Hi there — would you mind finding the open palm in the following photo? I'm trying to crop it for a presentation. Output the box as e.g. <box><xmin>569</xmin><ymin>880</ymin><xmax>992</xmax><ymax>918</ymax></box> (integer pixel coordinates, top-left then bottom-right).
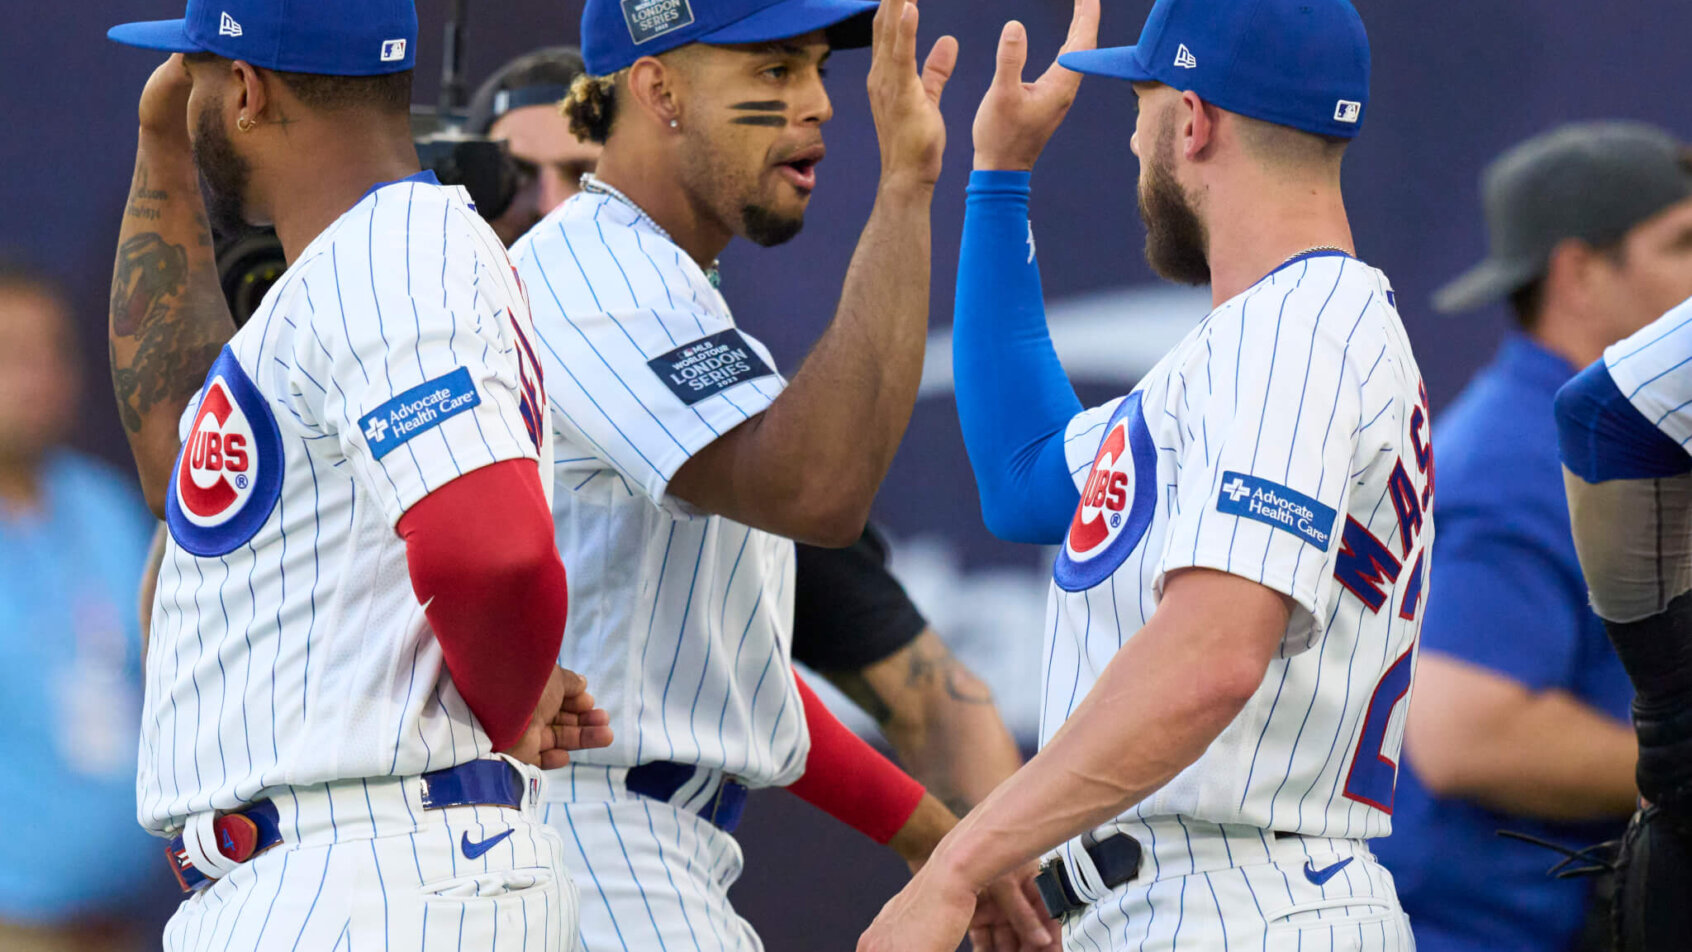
<box><xmin>972</xmin><ymin>0</ymin><xmax>1100</xmax><ymax>172</ymax></box>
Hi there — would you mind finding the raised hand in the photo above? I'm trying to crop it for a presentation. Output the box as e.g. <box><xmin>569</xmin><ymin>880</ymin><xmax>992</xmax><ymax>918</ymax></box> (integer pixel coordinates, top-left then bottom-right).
<box><xmin>866</xmin><ymin>0</ymin><xmax>959</xmax><ymax>188</ymax></box>
<box><xmin>138</xmin><ymin>54</ymin><xmax>194</xmax><ymax>149</ymax></box>
<box><xmin>972</xmin><ymin>0</ymin><xmax>1100</xmax><ymax>172</ymax></box>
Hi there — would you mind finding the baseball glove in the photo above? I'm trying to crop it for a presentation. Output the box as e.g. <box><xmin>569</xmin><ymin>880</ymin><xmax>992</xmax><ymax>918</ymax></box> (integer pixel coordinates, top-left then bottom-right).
<box><xmin>1609</xmin><ymin>805</ymin><xmax>1692</xmax><ymax>952</ymax></box>
<box><xmin>1500</xmin><ymin>803</ymin><xmax>1692</xmax><ymax>952</ymax></box>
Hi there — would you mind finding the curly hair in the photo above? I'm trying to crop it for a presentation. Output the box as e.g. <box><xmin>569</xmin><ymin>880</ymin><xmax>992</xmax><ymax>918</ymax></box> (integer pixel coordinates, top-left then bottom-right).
<box><xmin>562</xmin><ymin>71</ymin><xmax>623</xmax><ymax>145</ymax></box>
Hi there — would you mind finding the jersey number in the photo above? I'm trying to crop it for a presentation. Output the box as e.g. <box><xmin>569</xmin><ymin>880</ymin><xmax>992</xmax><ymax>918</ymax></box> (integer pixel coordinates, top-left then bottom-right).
<box><xmin>1341</xmin><ymin>644</ymin><xmax>1415</xmax><ymax>813</ymax></box>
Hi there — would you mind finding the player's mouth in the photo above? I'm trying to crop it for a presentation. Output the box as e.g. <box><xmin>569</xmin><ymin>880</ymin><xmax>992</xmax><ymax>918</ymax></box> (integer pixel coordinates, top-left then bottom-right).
<box><xmin>773</xmin><ymin>144</ymin><xmax>825</xmax><ymax>194</ymax></box>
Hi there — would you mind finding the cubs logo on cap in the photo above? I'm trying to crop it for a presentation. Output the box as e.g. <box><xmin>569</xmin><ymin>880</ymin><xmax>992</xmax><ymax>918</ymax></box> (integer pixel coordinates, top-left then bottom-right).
<box><xmin>1054</xmin><ymin>392</ymin><xmax>1159</xmax><ymax>592</ymax></box>
<box><xmin>166</xmin><ymin>348</ymin><xmax>283</xmax><ymax>557</ymax></box>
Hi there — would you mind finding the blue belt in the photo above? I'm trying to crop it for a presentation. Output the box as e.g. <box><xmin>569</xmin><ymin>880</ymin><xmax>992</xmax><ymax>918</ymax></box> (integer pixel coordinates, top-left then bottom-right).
<box><xmin>166</xmin><ymin>759</ymin><xmax>528</xmax><ymax>892</ymax></box>
<box><xmin>624</xmin><ymin>761</ymin><xmax>749</xmax><ymax>833</ymax></box>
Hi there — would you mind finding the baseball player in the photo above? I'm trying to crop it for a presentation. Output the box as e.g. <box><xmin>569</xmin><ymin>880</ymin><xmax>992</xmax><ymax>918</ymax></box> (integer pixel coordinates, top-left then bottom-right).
<box><xmin>1554</xmin><ymin>299</ymin><xmax>1692</xmax><ymax>949</ymax></box>
<box><xmin>510</xmin><ymin>0</ymin><xmax>1054</xmax><ymax>947</ymax></box>
<box><xmin>456</xmin><ymin>38</ymin><xmax>1027</xmax><ymax>821</ymax></box>
<box><xmin>861</xmin><ymin>0</ymin><xmax>1430</xmax><ymax>949</ymax></box>
<box><xmin>105</xmin><ymin>1</ymin><xmax>611</xmax><ymax>948</ymax></box>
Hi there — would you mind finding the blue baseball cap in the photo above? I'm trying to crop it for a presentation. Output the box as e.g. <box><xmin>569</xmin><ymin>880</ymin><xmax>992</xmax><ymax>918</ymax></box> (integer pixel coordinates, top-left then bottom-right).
<box><xmin>581</xmin><ymin>0</ymin><xmax>878</xmax><ymax>76</ymax></box>
<box><xmin>1059</xmin><ymin>0</ymin><xmax>1370</xmax><ymax>139</ymax></box>
<box><xmin>108</xmin><ymin>0</ymin><xmax>419</xmax><ymax>76</ymax></box>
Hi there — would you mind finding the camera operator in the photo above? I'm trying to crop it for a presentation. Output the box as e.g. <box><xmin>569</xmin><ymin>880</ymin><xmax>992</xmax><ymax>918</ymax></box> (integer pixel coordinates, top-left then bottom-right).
<box><xmin>465</xmin><ymin>47</ymin><xmax>601</xmax><ymax>246</ymax></box>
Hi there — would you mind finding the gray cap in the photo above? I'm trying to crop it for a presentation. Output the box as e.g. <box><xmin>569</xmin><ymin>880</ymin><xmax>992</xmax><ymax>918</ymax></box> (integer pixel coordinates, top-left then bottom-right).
<box><xmin>1435</xmin><ymin>121</ymin><xmax>1692</xmax><ymax>314</ymax></box>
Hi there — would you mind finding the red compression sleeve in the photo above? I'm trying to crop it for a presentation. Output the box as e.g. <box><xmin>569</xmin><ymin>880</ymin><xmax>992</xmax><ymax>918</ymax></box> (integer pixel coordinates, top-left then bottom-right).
<box><xmin>785</xmin><ymin>669</ymin><xmax>926</xmax><ymax>844</ymax></box>
<box><xmin>397</xmin><ymin>459</ymin><xmax>567</xmax><ymax>751</ymax></box>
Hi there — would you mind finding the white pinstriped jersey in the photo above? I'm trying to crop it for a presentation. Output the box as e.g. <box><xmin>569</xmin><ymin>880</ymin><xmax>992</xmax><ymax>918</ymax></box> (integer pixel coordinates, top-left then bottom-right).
<box><xmin>140</xmin><ymin>173</ymin><xmax>552</xmax><ymax>834</ymax></box>
<box><xmin>511</xmin><ymin>191</ymin><xmax>809</xmax><ymax>789</ymax></box>
<box><xmin>1603</xmin><ymin>295</ymin><xmax>1692</xmax><ymax>446</ymax></box>
<box><xmin>1045</xmin><ymin>253</ymin><xmax>1432</xmax><ymax>839</ymax></box>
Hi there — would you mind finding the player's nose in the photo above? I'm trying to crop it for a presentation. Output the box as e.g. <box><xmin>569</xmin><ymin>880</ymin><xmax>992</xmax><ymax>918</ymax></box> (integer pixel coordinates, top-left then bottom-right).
<box><xmin>796</xmin><ymin>76</ymin><xmax>833</xmax><ymax>127</ymax></box>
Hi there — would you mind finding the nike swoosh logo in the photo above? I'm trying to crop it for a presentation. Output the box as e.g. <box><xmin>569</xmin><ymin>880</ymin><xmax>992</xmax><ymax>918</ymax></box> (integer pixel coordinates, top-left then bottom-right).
<box><xmin>1302</xmin><ymin>857</ymin><xmax>1353</xmax><ymax>886</ymax></box>
<box><xmin>461</xmin><ymin>829</ymin><xmax>515</xmax><ymax>860</ymax></box>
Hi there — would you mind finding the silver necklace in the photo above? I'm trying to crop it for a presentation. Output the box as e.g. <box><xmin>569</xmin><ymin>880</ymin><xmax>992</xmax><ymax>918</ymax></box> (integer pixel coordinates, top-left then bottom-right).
<box><xmin>580</xmin><ymin>174</ymin><xmax>722</xmax><ymax>288</ymax></box>
<box><xmin>1282</xmin><ymin>245</ymin><xmax>1350</xmax><ymax>266</ymax></box>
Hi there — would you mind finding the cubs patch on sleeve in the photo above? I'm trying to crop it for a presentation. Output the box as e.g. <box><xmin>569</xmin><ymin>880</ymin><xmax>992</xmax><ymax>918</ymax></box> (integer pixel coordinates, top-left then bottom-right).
<box><xmin>358</xmin><ymin>367</ymin><xmax>482</xmax><ymax>460</ymax></box>
<box><xmin>1216</xmin><ymin>471</ymin><xmax>1338</xmax><ymax>550</ymax></box>
<box><xmin>646</xmin><ymin>329</ymin><xmax>775</xmax><ymax>406</ymax></box>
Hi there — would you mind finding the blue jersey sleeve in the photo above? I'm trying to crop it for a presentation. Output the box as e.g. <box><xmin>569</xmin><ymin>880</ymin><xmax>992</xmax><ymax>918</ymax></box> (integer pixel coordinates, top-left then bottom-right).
<box><xmin>1555</xmin><ymin>357</ymin><xmax>1690</xmax><ymax>482</ymax></box>
<box><xmin>953</xmin><ymin>170</ymin><xmax>1084</xmax><ymax>544</ymax></box>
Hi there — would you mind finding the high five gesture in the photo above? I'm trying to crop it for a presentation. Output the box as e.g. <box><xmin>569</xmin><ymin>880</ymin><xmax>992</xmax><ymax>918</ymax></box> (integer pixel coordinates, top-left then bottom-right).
<box><xmin>867</xmin><ymin>0</ymin><xmax>959</xmax><ymax>187</ymax></box>
<box><xmin>973</xmin><ymin>0</ymin><xmax>1100</xmax><ymax>172</ymax></box>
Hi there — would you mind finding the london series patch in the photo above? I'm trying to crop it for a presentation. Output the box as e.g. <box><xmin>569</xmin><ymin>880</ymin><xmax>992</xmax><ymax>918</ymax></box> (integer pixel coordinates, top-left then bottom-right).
<box><xmin>647</xmin><ymin>330</ymin><xmax>774</xmax><ymax>406</ymax></box>
<box><xmin>621</xmin><ymin>0</ymin><xmax>694</xmax><ymax>45</ymax></box>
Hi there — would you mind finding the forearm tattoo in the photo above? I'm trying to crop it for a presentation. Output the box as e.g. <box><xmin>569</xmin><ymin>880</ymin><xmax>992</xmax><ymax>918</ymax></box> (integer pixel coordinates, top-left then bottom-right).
<box><xmin>830</xmin><ymin>669</ymin><xmax>896</xmax><ymax>725</ymax></box>
<box><xmin>826</xmin><ymin>634</ymin><xmax>995</xmax><ymax>728</ymax></box>
<box><xmin>110</xmin><ymin>161</ymin><xmax>229</xmax><ymax>435</ymax></box>
<box><xmin>903</xmin><ymin>635</ymin><xmax>995</xmax><ymax>707</ymax></box>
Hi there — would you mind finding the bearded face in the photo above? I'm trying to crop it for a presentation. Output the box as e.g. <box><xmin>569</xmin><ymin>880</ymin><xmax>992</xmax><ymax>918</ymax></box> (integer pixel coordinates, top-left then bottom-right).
<box><xmin>192</xmin><ymin>90</ymin><xmax>254</xmax><ymax>236</ymax></box>
<box><xmin>1138</xmin><ymin>112</ymin><xmax>1210</xmax><ymax>287</ymax></box>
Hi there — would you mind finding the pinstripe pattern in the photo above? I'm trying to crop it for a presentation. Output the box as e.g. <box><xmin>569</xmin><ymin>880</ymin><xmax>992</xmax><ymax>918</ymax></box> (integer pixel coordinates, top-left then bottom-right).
<box><xmin>546</xmin><ymin>769</ymin><xmax>761</xmax><ymax>952</ymax></box>
<box><xmin>1067</xmin><ymin>822</ymin><xmax>1412</xmax><ymax>951</ymax></box>
<box><xmin>1041</xmin><ymin>254</ymin><xmax>1431</xmax><ymax>846</ymax></box>
<box><xmin>141</xmin><ymin>176</ymin><xmax>550</xmax><ymax>834</ymax></box>
<box><xmin>160</xmin><ymin>767</ymin><xmax>575</xmax><ymax>951</ymax></box>
<box><xmin>510</xmin><ymin>193</ymin><xmax>808</xmax><ymax>789</ymax></box>
<box><xmin>511</xmin><ymin>191</ymin><xmax>808</xmax><ymax>950</ymax></box>
<box><xmin>1603</xmin><ymin>296</ymin><xmax>1692</xmax><ymax>447</ymax></box>
<box><xmin>141</xmin><ymin>174</ymin><xmax>569</xmax><ymax>946</ymax></box>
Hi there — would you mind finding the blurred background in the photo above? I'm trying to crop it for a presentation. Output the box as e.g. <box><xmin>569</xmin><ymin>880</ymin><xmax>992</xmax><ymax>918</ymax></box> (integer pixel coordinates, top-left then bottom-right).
<box><xmin>4</xmin><ymin>0</ymin><xmax>1691</xmax><ymax>948</ymax></box>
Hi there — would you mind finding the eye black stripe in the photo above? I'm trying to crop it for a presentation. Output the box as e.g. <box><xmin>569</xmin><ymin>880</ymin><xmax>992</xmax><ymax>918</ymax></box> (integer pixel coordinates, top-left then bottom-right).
<box><xmin>729</xmin><ymin>100</ymin><xmax>787</xmax><ymax>111</ymax></box>
<box><xmin>729</xmin><ymin>116</ymin><xmax>788</xmax><ymax>127</ymax></box>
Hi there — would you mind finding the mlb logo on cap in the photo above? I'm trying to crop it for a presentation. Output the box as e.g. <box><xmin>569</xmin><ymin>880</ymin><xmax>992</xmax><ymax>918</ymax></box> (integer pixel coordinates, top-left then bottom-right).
<box><xmin>108</xmin><ymin>0</ymin><xmax>419</xmax><ymax>77</ymax></box>
<box><xmin>1059</xmin><ymin>0</ymin><xmax>1372</xmax><ymax>140</ymax></box>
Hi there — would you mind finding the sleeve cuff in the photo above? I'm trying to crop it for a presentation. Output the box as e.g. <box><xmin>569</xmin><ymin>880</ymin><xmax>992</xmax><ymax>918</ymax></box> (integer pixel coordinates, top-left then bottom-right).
<box><xmin>967</xmin><ymin>169</ymin><xmax>1033</xmax><ymax>197</ymax></box>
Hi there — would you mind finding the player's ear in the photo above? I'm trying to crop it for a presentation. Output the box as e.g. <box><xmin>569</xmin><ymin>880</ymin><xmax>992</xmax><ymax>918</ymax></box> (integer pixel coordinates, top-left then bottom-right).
<box><xmin>625</xmin><ymin>55</ymin><xmax>683</xmax><ymax>132</ymax></box>
<box><xmin>1181</xmin><ymin>90</ymin><xmax>1216</xmax><ymax>161</ymax></box>
<box><xmin>230</xmin><ymin>59</ymin><xmax>269</xmax><ymax>129</ymax></box>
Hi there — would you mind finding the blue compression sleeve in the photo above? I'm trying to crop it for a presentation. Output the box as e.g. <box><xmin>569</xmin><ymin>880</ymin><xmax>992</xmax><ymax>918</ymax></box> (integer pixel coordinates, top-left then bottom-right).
<box><xmin>953</xmin><ymin>170</ymin><xmax>1084</xmax><ymax>544</ymax></box>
